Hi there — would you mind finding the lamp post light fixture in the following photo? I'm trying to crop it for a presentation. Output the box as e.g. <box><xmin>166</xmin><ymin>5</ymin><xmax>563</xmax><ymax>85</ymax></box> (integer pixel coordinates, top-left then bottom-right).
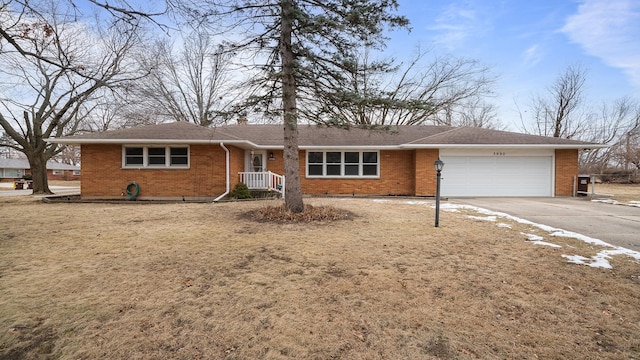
<box><xmin>434</xmin><ymin>158</ymin><xmax>444</xmax><ymax>227</ymax></box>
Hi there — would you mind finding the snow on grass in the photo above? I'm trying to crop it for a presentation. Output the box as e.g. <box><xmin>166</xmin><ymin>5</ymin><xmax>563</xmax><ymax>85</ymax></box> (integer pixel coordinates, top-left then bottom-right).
<box><xmin>467</xmin><ymin>215</ymin><xmax>497</xmax><ymax>221</ymax></box>
<box><xmin>370</xmin><ymin>199</ymin><xmax>640</xmax><ymax>269</ymax></box>
<box><xmin>438</xmin><ymin>202</ymin><xmax>640</xmax><ymax>269</ymax></box>
<box><xmin>497</xmin><ymin>223</ymin><xmax>512</xmax><ymax>228</ymax></box>
<box><xmin>592</xmin><ymin>199</ymin><xmax>622</xmax><ymax>205</ymax></box>
<box><xmin>592</xmin><ymin>198</ymin><xmax>640</xmax><ymax>208</ymax></box>
<box><xmin>522</xmin><ymin>232</ymin><xmax>562</xmax><ymax>248</ymax></box>
<box><xmin>562</xmin><ymin>249</ymin><xmax>640</xmax><ymax>269</ymax></box>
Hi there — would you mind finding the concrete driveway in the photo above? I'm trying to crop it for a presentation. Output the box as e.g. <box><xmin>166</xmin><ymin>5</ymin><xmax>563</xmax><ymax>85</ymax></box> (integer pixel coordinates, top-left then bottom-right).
<box><xmin>0</xmin><ymin>183</ymin><xmax>80</xmax><ymax>197</ymax></box>
<box><xmin>451</xmin><ymin>197</ymin><xmax>640</xmax><ymax>252</ymax></box>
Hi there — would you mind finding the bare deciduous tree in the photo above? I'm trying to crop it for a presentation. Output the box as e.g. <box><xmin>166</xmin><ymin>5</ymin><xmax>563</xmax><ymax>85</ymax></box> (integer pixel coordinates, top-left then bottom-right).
<box><xmin>592</xmin><ymin>98</ymin><xmax>640</xmax><ymax>172</ymax></box>
<box><xmin>0</xmin><ymin>1</ymin><xmax>146</xmax><ymax>193</ymax></box>
<box><xmin>307</xmin><ymin>47</ymin><xmax>497</xmax><ymax>127</ymax></box>
<box><xmin>524</xmin><ymin>64</ymin><xmax>587</xmax><ymax>138</ymax></box>
<box><xmin>131</xmin><ymin>29</ymin><xmax>236</xmax><ymax>126</ymax></box>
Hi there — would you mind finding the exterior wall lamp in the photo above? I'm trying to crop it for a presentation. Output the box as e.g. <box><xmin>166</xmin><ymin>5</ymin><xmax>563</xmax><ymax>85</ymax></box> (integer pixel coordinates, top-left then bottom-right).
<box><xmin>434</xmin><ymin>158</ymin><xmax>444</xmax><ymax>227</ymax></box>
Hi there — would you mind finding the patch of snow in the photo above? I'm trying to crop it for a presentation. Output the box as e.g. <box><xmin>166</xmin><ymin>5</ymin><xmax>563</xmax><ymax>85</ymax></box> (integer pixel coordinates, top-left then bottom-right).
<box><xmin>403</xmin><ymin>200</ymin><xmax>430</xmax><ymax>205</ymax></box>
<box><xmin>562</xmin><ymin>254</ymin><xmax>612</xmax><ymax>269</ymax></box>
<box><xmin>533</xmin><ymin>241</ymin><xmax>562</xmax><ymax>248</ymax></box>
<box><xmin>592</xmin><ymin>199</ymin><xmax>621</xmax><ymax>205</ymax></box>
<box><xmin>372</xmin><ymin>199</ymin><xmax>390</xmax><ymax>203</ymax></box>
<box><xmin>467</xmin><ymin>215</ymin><xmax>497</xmax><ymax>221</ymax></box>
<box><xmin>522</xmin><ymin>233</ymin><xmax>544</xmax><ymax>242</ymax></box>
<box><xmin>497</xmin><ymin>223</ymin><xmax>511</xmax><ymax>228</ymax></box>
<box><xmin>592</xmin><ymin>198</ymin><xmax>640</xmax><ymax>208</ymax></box>
<box><xmin>436</xmin><ymin>203</ymin><xmax>640</xmax><ymax>269</ymax></box>
<box><xmin>522</xmin><ymin>232</ymin><xmax>561</xmax><ymax>248</ymax></box>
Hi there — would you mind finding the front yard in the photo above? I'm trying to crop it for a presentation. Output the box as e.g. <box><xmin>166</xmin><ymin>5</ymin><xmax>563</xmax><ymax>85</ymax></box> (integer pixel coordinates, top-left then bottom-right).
<box><xmin>1</xmin><ymin>196</ymin><xmax>639</xmax><ymax>359</ymax></box>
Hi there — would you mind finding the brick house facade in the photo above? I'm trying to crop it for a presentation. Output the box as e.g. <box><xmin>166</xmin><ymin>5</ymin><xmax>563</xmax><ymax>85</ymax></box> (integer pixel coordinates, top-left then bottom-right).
<box><xmin>0</xmin><ymin>159</ymin><xmax>80</xmax><ymax>182</ymax></box>
<box><xmin>49</xmin><ymin>122</ymin><xmax>602</xmax><ymax>200</ymax></box>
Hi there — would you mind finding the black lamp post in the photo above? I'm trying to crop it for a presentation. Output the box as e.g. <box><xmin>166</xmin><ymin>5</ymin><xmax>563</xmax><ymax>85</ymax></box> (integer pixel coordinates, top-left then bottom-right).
<box><xmin>434</xmin><ymin>158</ymin><xmax>444</xmax><ymax>227</ymax></box>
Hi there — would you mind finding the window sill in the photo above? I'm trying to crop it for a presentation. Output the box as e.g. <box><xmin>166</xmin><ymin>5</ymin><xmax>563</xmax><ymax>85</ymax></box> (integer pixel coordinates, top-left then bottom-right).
<box><xmin>306</xmin><ymin>176</ymin><xmax>380</xmax><ymax>179</ymax></box>
<box><xmin>122</xmin><ymin>166</ymin><xmax>190</xmax><ymax>170</ymax></box>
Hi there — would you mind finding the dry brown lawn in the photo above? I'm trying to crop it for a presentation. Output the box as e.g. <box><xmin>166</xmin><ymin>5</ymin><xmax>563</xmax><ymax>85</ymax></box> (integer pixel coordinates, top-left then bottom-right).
<box><xmin>1</xmin><ymin>196</ymin><xmax>639</xmax><ymax>359</ymax></box>
<box><xmin>590</xmin><ymin>183</ymin><xmax>640</xmax><ymax>203</ymax></box>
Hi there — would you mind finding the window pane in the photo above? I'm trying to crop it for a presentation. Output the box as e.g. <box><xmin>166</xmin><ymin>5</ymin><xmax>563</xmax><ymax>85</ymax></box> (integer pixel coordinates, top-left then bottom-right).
<box><xmin>170</xmin><ymin>147</ymin><xmax>188</xmax><ymax>165</ymax></box>
<box><xmin>148</xmin><ymin>148</ymin><xmax>165</xmax><ymax>156</ymax></box>
<box><xmin>345</xmin><ymin>164</ymin><xmax>359</xmax><ymax>175</ymax></box>
<box><xmin>308</xmin><ymin>152</ymin><xmax>323</xmax><ymax>163</ymax></box>
<box><xmin>171</xmin><ymin>157</ymin><xmax>188</xmax><ymax>165</ymax></box>
<box><xmin>345</xmin><ymin>152</ymin><xmax>359</xmax><ymax>163</ymax></box>
<box><xmin>327</xmin><ymin>164</ymin><xmax>341</xmax><ymax>175</ymax></box>
<box><xmin>363</xmin><ymin>152</ymin><xmax>377</xmax><ymax>163</ymax></box>
<box><xmin>126</xmin><ymin>157</ymin><xmax>143</xmax><ymax>165</ymax></box>
<box><xmin>308</xmin><ymin>164</ymin><xmax>323</xmax><ymax>176</ymax></box>
<box><xmin>126</xmin><ymin>147</ymin><xmax>143</xmax><ymax>156</ymax></box>
<box><xmin>326</xmin><ymin>152</ymin><xmax>341</xmax><ymax>163</ymax></box>
<box><xmin>363</xmin><ymin>164</ymin><xmax>377</xmax><ymax>176</ymax></box>
<box><xmin>125</xmin><ymin>147</ymin><xmax>143</xmax><ymax>165</ymax></box>
<box><xmin>171</xmin><ymin>147</ymin><xmax>188</xmax><ymax>156</ymax></box>
<box><xmin>148</xmin><ymin>148</ymin><xmax>166</xmax><ymax>165</ymax></box>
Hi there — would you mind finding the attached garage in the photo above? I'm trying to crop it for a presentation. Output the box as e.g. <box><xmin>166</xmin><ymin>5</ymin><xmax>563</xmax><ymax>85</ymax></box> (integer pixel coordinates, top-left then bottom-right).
<box><xmin>439</xmin><ymin>149</ymin><xmax>554</xmax><ymax>197</ymax></box>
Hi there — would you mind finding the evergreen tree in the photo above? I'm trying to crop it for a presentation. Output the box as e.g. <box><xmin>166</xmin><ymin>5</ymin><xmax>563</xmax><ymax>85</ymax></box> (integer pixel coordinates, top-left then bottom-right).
<box><xmin>207</xmin><ymin>0</ymin><xmax>409</xmax><ymax>212</ymax></box>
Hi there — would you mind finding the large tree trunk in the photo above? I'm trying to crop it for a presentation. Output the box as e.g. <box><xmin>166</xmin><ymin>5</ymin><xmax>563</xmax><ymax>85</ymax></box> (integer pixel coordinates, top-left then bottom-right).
<box><xmin>26</xmin><ymin>151</ymin><xmax>52</xmax><ymax>194</ymax></box>
<box><xmin>280</xmin><ymin>0</ymin><xmax>304</xmax><ymax>213</ymax></box>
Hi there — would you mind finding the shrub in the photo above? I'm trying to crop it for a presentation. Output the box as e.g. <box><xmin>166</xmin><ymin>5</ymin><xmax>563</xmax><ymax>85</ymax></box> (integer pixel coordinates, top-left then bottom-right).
<box><xmin>231</xmin><ymin>182</ymin><xmax>252</xmax><ymax>199</ymax></box>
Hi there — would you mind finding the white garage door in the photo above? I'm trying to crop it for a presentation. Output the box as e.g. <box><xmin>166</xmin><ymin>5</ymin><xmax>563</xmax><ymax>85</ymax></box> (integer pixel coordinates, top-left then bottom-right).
<box><xmin>439</xmin><ymin>155</ymin><xmax>553</xmax><ymax>197</ymax></box>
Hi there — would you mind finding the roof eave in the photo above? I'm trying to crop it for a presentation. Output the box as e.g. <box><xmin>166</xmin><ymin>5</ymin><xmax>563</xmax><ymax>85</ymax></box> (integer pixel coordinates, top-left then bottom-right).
<box><xmin>46</xmin><ymin>138</ymin><xmax>260</xmax><ymax>148</ymax></box>
<box><xmin>399</xmin><ymin>143</ymin><xmax>609</xmax><ymax>149</ymax></box>
<box><xmin>300</xmin><ymin>145</ymin><xmax>400</xmax><ymax>150</ymax></box>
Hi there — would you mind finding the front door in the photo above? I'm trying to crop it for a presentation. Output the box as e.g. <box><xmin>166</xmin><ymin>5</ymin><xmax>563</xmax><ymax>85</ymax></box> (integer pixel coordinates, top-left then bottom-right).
<box><xmin>245</xmin><ymin>150</ymin><xmax>267</xmax><ymax>172</ymax></box>
<box><xmin>252</xmin><ymin>153</ymin><xmax>264</xmax><ymax>172</ymax></box>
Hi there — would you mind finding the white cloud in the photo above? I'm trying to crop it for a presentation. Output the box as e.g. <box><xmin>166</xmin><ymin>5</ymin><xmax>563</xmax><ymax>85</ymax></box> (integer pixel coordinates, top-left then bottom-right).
<box><xmin>429</xmin><ymin>2</ymin><xmax>488</xmax><ymax>50</ymax></box>
<box><xmin>562</xmin><ymin>0</ymin><xmax>640</xmax><ymax>89</ymax></box>
<box><xmin>522</xmin><ymin>44</ymin><xmax>543</xmax><ymax>67</ymax></box>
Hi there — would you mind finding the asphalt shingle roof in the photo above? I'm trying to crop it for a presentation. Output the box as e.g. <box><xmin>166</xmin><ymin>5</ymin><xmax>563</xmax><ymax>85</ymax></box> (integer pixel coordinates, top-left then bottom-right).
<box><xmin>50</xmin><ymin>121</ymin><xmax>602</xmax><ymax>148</ymax></box>
<box><xmin>0</xmin><ymin>158</ymin><xmax>80</xmax><ymax>170</ymax></box>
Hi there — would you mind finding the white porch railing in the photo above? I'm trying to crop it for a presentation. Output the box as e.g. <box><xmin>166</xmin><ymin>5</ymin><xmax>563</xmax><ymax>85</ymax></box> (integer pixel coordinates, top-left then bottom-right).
<box><xmin>238</xmin><ymin>171</ymin><xmax>285</xmax><ymax>198</ymax></box>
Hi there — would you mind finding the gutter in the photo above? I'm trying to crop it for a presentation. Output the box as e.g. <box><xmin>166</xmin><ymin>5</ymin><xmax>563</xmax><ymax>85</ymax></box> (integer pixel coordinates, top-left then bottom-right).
<box><xmin>398</xmin><ymin>143</ymin><xmax>609</xmax><ymax>150</ymax></box>
<box><xmin>213</xmin><ymin>142</ymin><xmax>230</xmax><ymax>202</ymax></box>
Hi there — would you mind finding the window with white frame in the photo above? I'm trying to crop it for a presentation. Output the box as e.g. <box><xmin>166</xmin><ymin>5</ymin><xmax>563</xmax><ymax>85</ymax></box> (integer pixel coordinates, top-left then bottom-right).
<box><xmin>52</xmin><ymin>170</ymin><xmax>63</xmax><ymax>175</ymax></box>
<box><xmin>306</xmin><ymin>151</ymin><xmax>379</xmax><ymax>177</ymax></box>
<box><xmin>73</xmin><ymin>170</ymin><xmax>81</xmax><ymax>175</ymax></box>
<box><xmin>123</xmin><ymin>146</ymin><xmax>189</xmax><ymax>168</ymax></box>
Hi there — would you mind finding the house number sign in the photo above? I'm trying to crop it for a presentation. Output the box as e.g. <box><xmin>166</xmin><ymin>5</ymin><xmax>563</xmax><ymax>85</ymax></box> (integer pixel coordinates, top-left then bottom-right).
<box><xmin>493</xmin><ymin>152</ymin><xmax>506</xmax><ymax>156</ymax></box>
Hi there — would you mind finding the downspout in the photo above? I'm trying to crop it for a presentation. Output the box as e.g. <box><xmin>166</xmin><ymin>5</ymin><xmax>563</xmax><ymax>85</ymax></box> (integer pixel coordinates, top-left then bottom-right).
<box><xmin>213</xmin><ymin>142</ymin><xmax>230</xmax><ymax>202</ymax></box>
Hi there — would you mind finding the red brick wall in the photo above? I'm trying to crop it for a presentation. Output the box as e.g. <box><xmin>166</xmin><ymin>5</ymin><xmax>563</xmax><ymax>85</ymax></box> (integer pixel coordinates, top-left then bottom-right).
<box><xmin>81</xmin><ymin>144</ymin><xmax>242</xmax><ymax>200</ymax></box>
<box><xmin>414</xmin><ymin>149</ymin><xmax>440</xmax><ymax>196</ymax></box>
<box><xmin>555</xmin><ymin>149</ymin><xmax>578</xmax><ymax>196</ymax></box>
<box><xmin>46</xmin><ymin>169</ymin><xmax>80</xmax><ymax>181</ymax></box>
<box><xmin>80</xmin><ymin>145</ymin><xmax>580</xmax><ymax>199</ymax></box>
<box><xmin>299</xmin><ymin>150</ymin><xmax>416</xmax><ymax>196</ymax></box>
<box><xmin>228</xmin><ymin>145</ymin><xmax>245</xmax><ymax>191</ymax></box>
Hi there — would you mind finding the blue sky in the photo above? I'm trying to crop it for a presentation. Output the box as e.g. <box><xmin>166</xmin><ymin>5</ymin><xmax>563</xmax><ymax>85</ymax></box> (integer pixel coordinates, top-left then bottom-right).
<box><xmin>385</xmin><ymin>0</ymin><xmax>640</xmax><ymax>130</ymax></box>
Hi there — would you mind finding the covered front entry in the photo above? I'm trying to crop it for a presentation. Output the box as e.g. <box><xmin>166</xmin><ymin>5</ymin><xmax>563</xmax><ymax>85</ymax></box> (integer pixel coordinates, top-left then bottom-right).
<box><xmin>239</xmin><ymin>150</ymin><xmax>285</xmax><ymax>196</ymax></box>
<box><xmin>439</xmin><ymin>149</ymin><xmax>554</xmax><ymax>197</ymax></box>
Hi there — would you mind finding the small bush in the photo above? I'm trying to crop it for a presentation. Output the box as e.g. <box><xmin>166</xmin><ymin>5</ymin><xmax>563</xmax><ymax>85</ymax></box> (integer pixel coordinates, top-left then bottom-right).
<box><xmin>231</xmin><ymin>182</ymin><xmax>252</xmax><ymax>199</ymax></box>
<box><xmin>22</xmin><ymin>174</ymin><xmax>33</xmax><ymax>180</ymax></box>
<box><xmin>247</xmin><ymin>204</ymin><xmax>354</xmax><ymax>223</ymax></box>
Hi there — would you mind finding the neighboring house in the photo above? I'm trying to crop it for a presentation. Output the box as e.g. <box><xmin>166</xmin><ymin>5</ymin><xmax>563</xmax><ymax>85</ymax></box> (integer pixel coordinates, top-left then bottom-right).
<box><xmin>47</xmin><ymin>122</ymin><xmax>604</xmax><ymax>201</ymax></box>
<box><xmin>0</xmin><ymin>158</ymin><xmax>81</xmax><ymax>181</ymax></box>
